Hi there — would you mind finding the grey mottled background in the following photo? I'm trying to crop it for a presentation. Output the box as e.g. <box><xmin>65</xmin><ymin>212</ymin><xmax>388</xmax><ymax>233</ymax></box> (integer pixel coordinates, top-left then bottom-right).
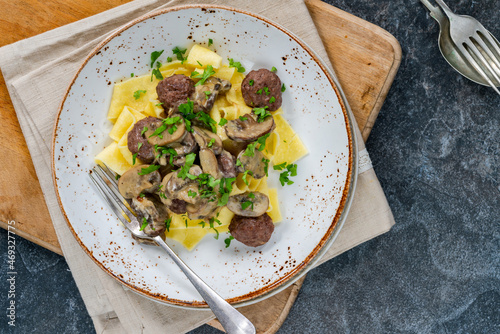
<box><xmin>1</xmin><ymin>0</ymin><xmax>499</xmax><ymax>333</ymax></box>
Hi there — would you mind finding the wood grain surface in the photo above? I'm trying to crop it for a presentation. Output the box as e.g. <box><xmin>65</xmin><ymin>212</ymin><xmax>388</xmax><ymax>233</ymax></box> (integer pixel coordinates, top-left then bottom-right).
<box><xmin>0</xmin><ymin>0</ymin><xmax>401</xmax><ymax>333</ymax></box>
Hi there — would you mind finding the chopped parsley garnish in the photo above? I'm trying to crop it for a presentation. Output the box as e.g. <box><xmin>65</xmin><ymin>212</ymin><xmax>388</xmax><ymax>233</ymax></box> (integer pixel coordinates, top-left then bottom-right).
<box><xmin>141</xmin><ymin>126</ymin><xmax>148</xmax><ymax>136</ymax></box>
<box><xmin>256</xmin><ymin>89</ymin><xmax>263</xmax><ymax>95</ymax></box>
<box><xmin>275</xmin><ymin>163</ymin><xmax>298</xmax><ymax>186</ymax></box>
<box><xmin>236</xmin><ymin>159</ymin><xmax>243</xmax><ymax>168</ymax></box>
<box><xmin>273</xmin><ymin>162</ymin><xmax>287</xmax><ymax>170</ymax></box>
<box><xmin>204</xmin><ymin>91</ymin><xmax>211</xmax><ymax>99</ymax></box>
<box><xmin>139</xmin><ymin>193</ymin><xmax>145</xmax><ymax>198</ymax></box>
<box><xmin>138</xmin><ymin>164</ymin><xmax>161</xmax><ymax>175</ymax></box>
<box><xmin>137</xmin><ymin>143</ymin><xmax>143</xmax><ymax>150</ymax></box>
<box><xmin>241</xmin><ymin>200</ymin><xmax>254</xmax><ymax>211</ymax></box>
<box><xmin>148</xmin><ymin>116</ymin><xmax>181</xmax><ymax>138</ymax></box>
<box><xmin>271</xmin><ymin>66</ymin><xmax>277</xmax><ymax>72</ymax></box>
<box><xmin>192</xmin><ymin>65</ymin><xmax>216</xmax><ymax>86</ymax></box>
<box><xmin>208</xmin><ymin>38</ymin><xmax>213</xmax><ymax>46</ymax></box>
<box><xmin>132</xmin><ymin>153</ymin><xmax>138</xmax><ymax>165</ymax></box>
<box><xmin>249</xmin><ymin>79</ymin><xmax>254</xmax><ymax>86</ymax></box>
<box><xmin>140</xmin><ymin>217</ymin><xmax>148</xmax><ymax>231</ymax></box>
<box><xmin>239</xmin><ymin>116</ymin><xmax>248</xmax><ymax>121</ymax></box>
<box><xmin>177</xmin><ymin>153</ymin><xmax>196</xmax><ymax>179</ymax></box>
<box><xmin>269</xmin><ymin>96</ymin><xmax>276</xmax><ymax>103</ymax></box>
<box><xmin>254</xmin><ymin>106</ymin><xmax>271</xmax><ymax>122</ymax></box>
<box><xmin>248</xmin><ymin>192</ymin><xmax>255</xmax><ymax>199</ymax></box>
<box><xmin>218</xmin><ymin>192</ymin><xmax>229</xmax><ymax>206</ymax></box>
<box><xmin>151</xmin><ymin>68</ymin><xmax>163</xmax><ymax>81</ymax></box>
<box><xmin>150</xmin><ymin>50</ymin><xmax>164</xmax><ymax>67</ymax></box>
<box><xmin>218</xmin><ymin>118</ymin><xmax>228</xmax><ymax>126</ymax></box>
<box><xmin>281</xmin><ymin>83</ymin><xmax>286</xmax><ymax>92</ymax></box>
<box><xmin>130</xmin><ymin>73</ymin><xmax>134</xmax><ymax>77</ymax></box>
<box><xmin>243</xmin><ymin>133</ymin><xmax>270</xmax><ymax>157</ymax></box>
<box><xmin>172</xmin><ymin>46</ymin><xmax>187</xmax><ymax>62</ymax></box>
<box><xmin>167</xmin><ymin>57</ymin><xmax>172</xmax><ymax>63</ymax></box>
<box><xmin>262</xmin><ymin>158</ymin><xmax>270</xmax><ymax>176</ymax></box>
<box><xmin>224</xmin><ymin>235</ymin><xmax>234</xmax><ymax>248</ymax></box>
<box><xmin>154</xmin><ymin>145</ymin><xmax>177</xmax><ymax>165</ymax></box>
<box><xmin>164</xmin><ymin>218</ymin><xmax>171</xmax><ymax>232</ymax></box>
<box><xmin>133</xmin><ymin>90</ymin><xmax>146</xmax><ymax>100</ymax></box>
<box><xmin>197</xmin><ymin>60</ymin><xmax>203</xmax><ymax>67</ymax></box>
<box><xmin>207</xmin><ymin>138</ymin><xmax>216</xmax><ymax>148</ymax></box>
<box><xmin>242</xmin><ymin>170</ymin><xmax>253</xmax><ymax>186</ymax></box>
<box><xmin>228</xmin><ymin>58</ymin><xmax>245</xmax><ymax>72</ymax></box>
<box><xmin>115</xmin><ymin>174</ymin><xmax>121</xmax><ymax>180</ymax></box>
<box><xmin>155</xmin><ymin>102</ymin><xmax>164</xmax><ymax>107</ymax></box>
<box><xmin>188</xmin><ymin>190</ymin><xmax>197</xmax><ymax>198</ymax></box>
<box><xmin>263</xmin><ymin>87</ymin><xmax>270</xmax><ymax>95</ymax></box>
<box><xmin>178</xmin><ymin>99</ymin><xmax>217</xmax><ymax>133</ymax></box>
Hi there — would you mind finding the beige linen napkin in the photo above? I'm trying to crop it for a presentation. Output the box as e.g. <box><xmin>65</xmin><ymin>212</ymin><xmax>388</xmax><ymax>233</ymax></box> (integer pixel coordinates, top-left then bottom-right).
<box><xmin>0</xmin><ymin>0</ymin><xmax>395</xmax><ymax>333</ymax></box>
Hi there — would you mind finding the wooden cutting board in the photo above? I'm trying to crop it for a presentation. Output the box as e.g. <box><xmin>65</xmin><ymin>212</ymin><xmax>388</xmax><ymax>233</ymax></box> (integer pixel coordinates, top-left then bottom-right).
<box><xmin>0</xmin><ymin>0</ymin><xmax>401</xmax><ymax>332</ymax></box>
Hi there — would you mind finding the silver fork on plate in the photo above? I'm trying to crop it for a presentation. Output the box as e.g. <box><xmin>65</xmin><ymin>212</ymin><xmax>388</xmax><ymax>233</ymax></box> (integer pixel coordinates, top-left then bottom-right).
<box><xmin>433</xmin><ymin>0</ymin><xmax>500</xmax><ymax>95</ymax></box>
<box><xmin>89</xmin><ymin>164</ymin><xmax>256</xmax><ymax>334</ymax></box>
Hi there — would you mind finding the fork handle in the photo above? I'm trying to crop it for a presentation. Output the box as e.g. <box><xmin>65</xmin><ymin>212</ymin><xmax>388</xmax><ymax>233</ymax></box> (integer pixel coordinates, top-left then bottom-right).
<box><xmin>419</xmin><ymin>0</ymin><xmax>447</xmax><ymax>23</ymax></box>
<box><xmin>154</xmin><ymin>236</ymin><xmax>256</xmax><ymax>334</ymax></box>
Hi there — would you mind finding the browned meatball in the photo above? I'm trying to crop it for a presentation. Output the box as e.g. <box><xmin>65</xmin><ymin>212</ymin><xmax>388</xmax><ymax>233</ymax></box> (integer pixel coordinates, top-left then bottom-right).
<box><xmin>156</xmin><ymin>74</ymin><xmax>195</xmax><ymax>110</ymax></box>
<box><xmin>241</xmin><ymin>69</ymin><xmax>282</xmax><ymax>111</ymax></box>
<box><xmin>229</xmin><ymin>213</ymin><xmax>274</xmax><ymax>247</ymax></box>
<box><xmin>127</xmin><ymin>117</ymin><xmax>159</xmax><ymax>163</ymax></box>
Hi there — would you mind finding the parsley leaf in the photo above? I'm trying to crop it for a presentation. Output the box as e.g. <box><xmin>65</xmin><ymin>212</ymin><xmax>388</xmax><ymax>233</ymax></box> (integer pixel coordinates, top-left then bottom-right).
<box><xmin>281</xmin><ymin>83</ymin><xmax>286</xmax><ymax>92</ymax></box>
<box><xmin>192</xmin><ymin>65</ymin><xmax>216</xmax><ymax>86</ymax></box>
<box><xmin>133</xmin><ymin>90</ymin><xmax>146</xmax><ymax>100</ymax></box>
<box><xmin>164</xmin><ymin>218</ymin><xmax>171</xmax><ymax>232</ymax></box>
<box><xmin>208</xmin><ymin>38</ymin><xmax>213</xmax><ymax>46</ymax></box>
<box><xmin>253</xmin><ymin>106</ymin><xmax>271</xmax><ymax>122</ymax></box>
<box><xmin>269</xmin><ymin>96</ymin><xmax>276</xmax><ymax>103</ymax></box>
<box><xmin>241</xmin><ymin>200</ymin><xmax>254</xmax><ymax>211</ymax></box>
<box><xmin>138</xmin><ymin>165</ymin><xmax>161</xmax><ymax>175</ymax></box>
<box><xmin>224</xmin><ymin>235</ymin><xmax>234</xmax><ymax>248</ymax></box>
<box><xmin>249</xmin><ymin>79</ymin><xmax>254</xmax><ymax>86</ymax></box>
<box><xmin>177</xmin><ymin>153</ymin><xmax>196</xmax><ymax>179</ymax></box>
<box><xmin>262</xmin><ymin>158</ymin><xmax>270</xmax><ymax>176</ymax></box>
<box><xmin>140</xmin><ymin>217</ymin><xmax>148</xmax><ymax>231</ymax></box>
<box><xmin>188</xmin><ymin>190</ymin><xmax>197</xmax><ymax>198</ymax></box>
<box><xmin>271</xmin><ymin>66</ymin><xmax>277</xmax><ymax>72</ymax></box>
<box><xmin>228</xmin><ymin>58</ymin><xmax>245</xmax><ymax>72</ymax></box>
<box><xmin>242</xmin><ymin>170</ymin><xmax>253</xmax><ymax>186</ymax></box>
<box><xmin>172</xmin><ymin>46</ymin><xmax>187</xmax><ymax>61</ymax></box>
<box><xmin>218</xmin><ymin>118</ymin><xmax>228</xmax><ymax>126</ymax></box>
<box><xmin>151</xmin><ymin>68</ymin><xmax>163</xmax><ymax>81</ymax></box>
<box><xmin>207</xmin><ymin>138</ymin><xmax>216</xmax><ymax>148</ymax></box>
<box><xmin>273</xmin><ymin>162</ymin><xmax>287</xmax><ymax>170</ymax></box>
<box><xmin>132</xmin><ymin>153</ymin><xmax>138</xmax><ymax>165</ymax></box>
<box><xmin>150</xmin><ymin>50</ymin><xmax>164</xmax><ymax>67</ymax></box>
<box><xmin>141</xmin><ymin>126</ymin><xmax>148</xmax><ymax>136</ymax></box>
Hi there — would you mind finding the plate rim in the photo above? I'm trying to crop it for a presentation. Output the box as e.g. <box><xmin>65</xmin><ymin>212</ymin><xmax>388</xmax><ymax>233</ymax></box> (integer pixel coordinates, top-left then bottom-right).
<box><xmin>51</xmin><ymin>4</ymin><xmax>357</xmax><ymax>308</ymax></box>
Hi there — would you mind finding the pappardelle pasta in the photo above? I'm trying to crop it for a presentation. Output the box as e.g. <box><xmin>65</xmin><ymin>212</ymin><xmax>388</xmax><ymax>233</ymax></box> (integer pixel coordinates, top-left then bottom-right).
<box><xmin>96</xmin><ymin>44</ymin><xmax>307</xmax><ymax>250</ymax></box>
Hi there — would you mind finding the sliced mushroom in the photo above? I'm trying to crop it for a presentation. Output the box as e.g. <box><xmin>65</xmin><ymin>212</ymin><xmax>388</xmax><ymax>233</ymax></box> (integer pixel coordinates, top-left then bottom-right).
<box><xmin>186</xmin><ymin>198</ymin><xmax>219</xmax><ymax>220</ymax></box>
<box><xmin>192</xmin><ymin>77</ymin><xmax>232</xmax><ymax>113</ymax></box>
<box><xmin>130</xmin><ymin>194</ymin><xmax>168</xmax><ymax>237</ymax></box>
<box><xmin>199</xmin><ymin>148</ymin><xmax>220</xmax><ymax>178</ymax></box>
<box><xmin>170</xmin><ymin>131</ymin><xmax>198</xmax><ymax>156</ymax></box>
<box><xmin>222</xmin><ymin>139</ymin><xmax>247</xmax><ymax>157</ymax></box>
<box><xmin>225</xmin><ymin>113</ymin><xmax>275</xmax><ymax>142</ymax></box>
<box><xmin>145</xmin><ymin>115</ymin><xmax>186</xmax><ymax>147</ymax></box>
<box><xmin>192</xmin><ymin>126</ymin><xmax>223</xmax><ymax>155</ymax></box>
<box><xmin>217</xmin><ymin>150</ymin><xmax>237</xmax><ymax>178</ymax></box>
<box><xmin>236</xmin><ymin>148</ymin><xmax>267</xmax><ymax>179</ymax></box>
<box><xmin>227</xmin><ymin>191</ymin><xmax>269</xmax><ymax>217</ymax></box>
<box><xmin>118</xmin><ymin>164</ymin><xmax>161</xmax><ymax>199</ymax></box>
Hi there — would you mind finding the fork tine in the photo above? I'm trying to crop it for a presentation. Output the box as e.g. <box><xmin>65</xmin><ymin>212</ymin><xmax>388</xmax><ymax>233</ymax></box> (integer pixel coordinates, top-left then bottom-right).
<box><xmin>457</xmin><ymin>43</ymin><xmax>500</xmax><ymax>95</ymax></box>
<box><xmin>473</xmin><ymin>34</ymin><xmax>500</xmax><ymax>77</ymax></box>
<box><xmin>89</xmin><ymin>172</ymin><xmax>132</xmax><ymax>227</ymax></box>
<box><xmin>466</xmin><ymin>40</ymin><xmax>500</xmax><ymax>85</ymax></box>
<box><xmin>92</xmin><ymin>167</ymin><xmax>137</xmax><ymax>221</ymax></box>
<box><xmin>477</xmin><ymin>29</ymin><xmax>500</xmax><ymax>59</ymax></box>
<box><xmin>96</xmin><ymin>164</ymin><xmax>119</xmax><ymax>192</ymax></box>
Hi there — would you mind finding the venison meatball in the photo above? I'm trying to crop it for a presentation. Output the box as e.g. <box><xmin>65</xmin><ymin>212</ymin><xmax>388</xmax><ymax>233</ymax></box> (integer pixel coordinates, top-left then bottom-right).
<box><xmin>241</xmin><ymin>69</ymin><xmax>282</xmax><ymax>111</ymax></box>
<box><xmin>127</xmin><ymin>117</ymin><xmax>158</xmax><ymax>163</ymax></box>
<box><xmin>229</xmin><ymin>213</ymin><xmax>274</xmax><ymax>247</ymax></box>
<box><xmin>156</xmin><ymin>74</ymin><xmax>195</xmax><ymax>111</ymax></box>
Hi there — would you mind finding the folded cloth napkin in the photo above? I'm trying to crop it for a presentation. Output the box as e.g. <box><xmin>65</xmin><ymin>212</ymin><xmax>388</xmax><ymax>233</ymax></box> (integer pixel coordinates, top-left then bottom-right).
<box><xmin>0</xmin><ymin>0</ymin><xmax>395</xmax><ymax>333</ymax></box>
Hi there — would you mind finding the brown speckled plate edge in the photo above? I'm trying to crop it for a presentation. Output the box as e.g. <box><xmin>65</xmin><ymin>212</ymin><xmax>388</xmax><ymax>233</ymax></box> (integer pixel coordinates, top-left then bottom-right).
<box><xmin>51</xmin><ymin>4</ymin><xmax>357</xmax><ymax>308</ymax></box>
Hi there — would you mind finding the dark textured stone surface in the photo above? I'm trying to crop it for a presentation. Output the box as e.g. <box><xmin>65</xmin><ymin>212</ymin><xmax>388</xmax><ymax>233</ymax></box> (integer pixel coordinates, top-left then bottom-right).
<box><xmin>1</xmin><ymin>0</ymin><xmax>499</xmax><ymax>333</ymax></box>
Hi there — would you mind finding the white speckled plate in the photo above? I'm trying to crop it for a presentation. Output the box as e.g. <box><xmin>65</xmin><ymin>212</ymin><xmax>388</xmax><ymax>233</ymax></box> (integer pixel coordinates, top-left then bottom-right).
<box><xmin>52</xmin><ymin>5</ymin><xmax>357</xmax><ymax>308</ymax></box>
